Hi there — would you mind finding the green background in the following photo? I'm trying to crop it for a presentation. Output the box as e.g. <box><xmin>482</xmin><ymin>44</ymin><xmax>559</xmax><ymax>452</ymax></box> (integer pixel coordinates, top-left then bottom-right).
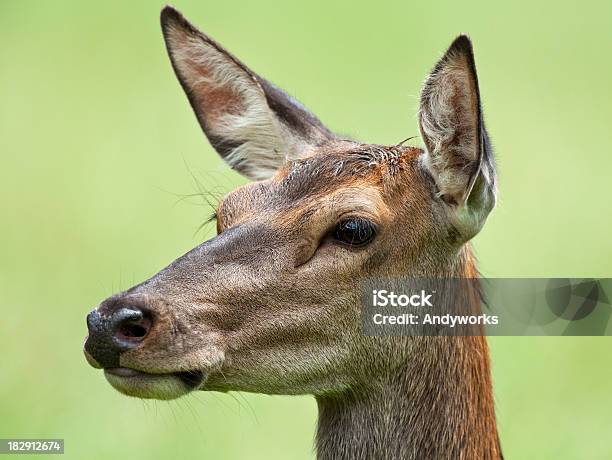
<box><xmin>1</xmin><ymin>0</ymin><xmax>611</xmax><ymax>458</ymax></box>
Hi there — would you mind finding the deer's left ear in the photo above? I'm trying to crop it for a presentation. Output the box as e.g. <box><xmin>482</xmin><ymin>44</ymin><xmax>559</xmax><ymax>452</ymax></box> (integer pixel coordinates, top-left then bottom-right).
<box><xmin>161</xmin><ymin>6</ymin><xmax>335</xmax><ymax>180</ymax></box>
<box><xmin>418</xmin><ymin>35</ymin><xmax>496</xmax><ymax>240</ymax></box>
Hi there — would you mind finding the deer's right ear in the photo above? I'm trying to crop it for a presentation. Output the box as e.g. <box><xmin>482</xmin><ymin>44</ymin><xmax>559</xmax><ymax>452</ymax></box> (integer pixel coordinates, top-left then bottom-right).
<box><xmin>418</xmin><ymin>35</ymin><xmax>497</xmax><ymax>240</ymax></box>
<box><xmin>161</xmin><ymin>6</ymin><xmax>334</xmax><ymax>180</ymax></box>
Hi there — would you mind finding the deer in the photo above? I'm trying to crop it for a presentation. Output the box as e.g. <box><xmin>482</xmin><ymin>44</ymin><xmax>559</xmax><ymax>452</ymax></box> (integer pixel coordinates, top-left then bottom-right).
<box><xmin>83</xmin><ymin>6</ymin><xmax>501</xmax><ymax>459</ymax></box>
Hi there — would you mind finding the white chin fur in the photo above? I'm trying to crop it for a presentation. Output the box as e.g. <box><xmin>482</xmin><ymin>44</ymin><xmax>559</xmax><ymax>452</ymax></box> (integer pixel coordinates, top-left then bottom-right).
<box><xmin>104</xmin><ymin>370</ymin><xmax>192</xmax><ymax>400</ymax></box>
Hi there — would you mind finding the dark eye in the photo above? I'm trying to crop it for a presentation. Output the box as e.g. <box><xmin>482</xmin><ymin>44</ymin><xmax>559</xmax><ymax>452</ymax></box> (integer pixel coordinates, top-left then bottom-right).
<box><xmin>333</xmin><ymin>218</ymin><xmax>377</xmax><ymax>247</ymax></box>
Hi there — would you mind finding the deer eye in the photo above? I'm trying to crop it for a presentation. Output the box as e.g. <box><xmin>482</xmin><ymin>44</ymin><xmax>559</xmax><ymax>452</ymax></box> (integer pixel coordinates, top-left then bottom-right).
<box><xmin>333</xmin><ymin>218</ymin><xmax>377</xmax><ymax>247</ymax></box>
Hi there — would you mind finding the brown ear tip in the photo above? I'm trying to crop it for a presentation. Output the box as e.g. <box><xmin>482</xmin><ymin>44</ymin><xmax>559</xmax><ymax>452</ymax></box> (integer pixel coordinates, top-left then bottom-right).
<box><xmin>160</xmin><ymin>5</ymin><xmax>201</xmax><ymax>42</ymax></box>
<box><xmin>160</xmin><ymin>5</ymin><xmax>178</xmax><ymax>20</ymax></box>
<box><xmin>160</xmin><ymin>5</ymin><xmax>186</xmax><ymax>29</ymax></box>
<box><xmin>448</xmin><ymin>34</ymin><xmax>474</xmax><ymax>56</ymax></box>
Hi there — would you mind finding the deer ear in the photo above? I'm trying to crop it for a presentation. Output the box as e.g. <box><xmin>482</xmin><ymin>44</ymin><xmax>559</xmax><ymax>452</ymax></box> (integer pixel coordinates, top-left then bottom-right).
<box><xmin>161</xmin><ymin>6</ymin><xmax>335</xmax><ymax>180</ymax></box>
<box><xmin>418</xmin><ymin>35</ymin><xmax>496</xmax><ymax>240</ymax></box>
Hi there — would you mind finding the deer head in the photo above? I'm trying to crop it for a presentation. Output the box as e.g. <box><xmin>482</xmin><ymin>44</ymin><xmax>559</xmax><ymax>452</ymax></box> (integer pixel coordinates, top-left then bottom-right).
<box><xmin>84</xmin><ymin>6</ymin><xmax>500</xmax><ymax>458</ymax></box>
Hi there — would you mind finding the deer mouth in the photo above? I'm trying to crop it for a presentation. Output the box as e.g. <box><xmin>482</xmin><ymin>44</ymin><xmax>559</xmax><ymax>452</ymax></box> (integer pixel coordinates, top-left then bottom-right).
<box><xmin>103</xmin><ymin>367</ymin><xmax>205</xmax><ymax>400</ymax></box>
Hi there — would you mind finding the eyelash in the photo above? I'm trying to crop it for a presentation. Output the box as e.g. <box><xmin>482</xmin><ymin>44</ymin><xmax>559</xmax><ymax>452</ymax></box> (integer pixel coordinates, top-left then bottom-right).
<box><xmin>332</xmin><ymin>217</ymin><xmax>377</xmax><ymax>248</ymax></box>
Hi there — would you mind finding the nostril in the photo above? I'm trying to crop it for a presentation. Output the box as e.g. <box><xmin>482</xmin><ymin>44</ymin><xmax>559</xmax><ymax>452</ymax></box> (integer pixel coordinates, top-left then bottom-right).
<box><xmin>112</xmin><ymin>308</ymin><xmax>152</xmax><ymax>345</ymax></box>
<box><xmin>117</xmin><ymin>319</ymin><xmax>150</xmax><ymax>340</ymax></box>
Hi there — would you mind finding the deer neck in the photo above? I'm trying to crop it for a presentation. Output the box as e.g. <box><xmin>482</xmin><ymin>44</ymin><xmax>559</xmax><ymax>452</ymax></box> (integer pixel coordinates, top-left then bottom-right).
<box><xmin>315</xmin><ymin>247</ymin><xmax>501</xmax><ymax>460</ymax></box>
<box><xmin>315</xmin><ymin>336</ymin><xmax>500</xmax><ymax>459</ymax></box>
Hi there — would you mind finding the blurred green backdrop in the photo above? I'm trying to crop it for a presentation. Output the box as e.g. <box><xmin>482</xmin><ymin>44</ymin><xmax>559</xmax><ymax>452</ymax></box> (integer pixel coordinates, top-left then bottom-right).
<box><xmin>1</xmin><ymin>0</ymin><xmax>611</xmax><ymax>458</ymax></box>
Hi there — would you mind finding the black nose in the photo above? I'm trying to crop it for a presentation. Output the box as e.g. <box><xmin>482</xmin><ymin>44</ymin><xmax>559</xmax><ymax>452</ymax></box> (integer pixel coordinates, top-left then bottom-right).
<box><xmin>84</xmin><ymin>304</ymin><xmax>152</xmax><ymax>368</ymax></box>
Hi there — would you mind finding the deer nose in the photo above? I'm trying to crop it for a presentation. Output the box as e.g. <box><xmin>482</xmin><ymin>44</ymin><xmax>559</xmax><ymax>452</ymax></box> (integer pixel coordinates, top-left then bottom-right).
<box><xmin>84</xmin><ymin>306</ymin><xmax>152</xmax><ymax>368</ymax></box>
